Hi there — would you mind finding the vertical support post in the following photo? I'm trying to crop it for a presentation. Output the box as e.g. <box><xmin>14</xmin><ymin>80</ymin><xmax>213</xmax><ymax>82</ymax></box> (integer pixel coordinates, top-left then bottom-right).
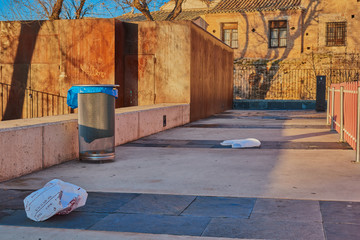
<box><xmin>331</xmin><ymin>87</ymin><xmax>335</xmax><ymax>130</ymax></box>
<box><xmin>327</xmin><ymin>87</ymin><xmax>330</xmax><ymax>125</ymax></box>
<box><xmin>357</xmin><ymin>86</ymin><xmax>360</xmax><ymax>163</ymax></box>
<box><xmin>340</xmin><ymin>86</ymin><xmax>344</xmax><ymax>142</ymax></box>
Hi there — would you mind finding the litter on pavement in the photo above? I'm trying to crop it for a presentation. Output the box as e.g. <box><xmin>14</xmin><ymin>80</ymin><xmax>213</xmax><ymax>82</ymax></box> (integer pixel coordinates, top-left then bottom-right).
<box><xmin>220</xmin><ymin>138</ymin><xmax>261</xmax><ymax>148</ymax></box>
<box><xmin>24</xmin><ymin>179</ymin><xmax>88</xmax><ymax>222</ymax></box>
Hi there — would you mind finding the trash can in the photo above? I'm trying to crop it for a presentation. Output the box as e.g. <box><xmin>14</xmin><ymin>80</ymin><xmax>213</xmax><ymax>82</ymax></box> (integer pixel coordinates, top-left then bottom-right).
<box><xmin>316</xmin><ymin>76</ymin><xmax>326</xmax><ymax>112</ymax></box>
<box><xmin>67</xmin><ymin>85</ymin><xmax>119</xmax><ymax>162</ymax></box>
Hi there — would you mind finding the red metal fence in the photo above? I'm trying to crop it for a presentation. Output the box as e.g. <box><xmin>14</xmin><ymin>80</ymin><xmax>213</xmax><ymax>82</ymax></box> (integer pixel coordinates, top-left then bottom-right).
<box><xmin>328</xmin><ymin>82</ymin><xmax>360</xmax><ymax>159</ymax></box>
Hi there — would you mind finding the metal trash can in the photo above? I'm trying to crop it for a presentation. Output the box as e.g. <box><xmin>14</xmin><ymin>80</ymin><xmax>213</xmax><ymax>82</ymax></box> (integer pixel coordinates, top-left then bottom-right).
<box><xmin>67</xmin><ymin>84</ymin><xmax>119</xmax><ymax>162</ymax></box>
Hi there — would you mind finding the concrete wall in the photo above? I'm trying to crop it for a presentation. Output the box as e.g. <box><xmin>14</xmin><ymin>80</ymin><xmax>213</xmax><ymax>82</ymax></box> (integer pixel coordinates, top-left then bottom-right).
<box><xmin>123</xmin><ymin>21</ymin><xmax>233</xmax><ymax>121</ymax></box>
<box><xmin>0</xmin><ymin>103</ymin><xmax>190</xmax><ymax>183</ymax></box>
<box><xmin>0</xmin><ymin>19</ymin><xmax>123</xmax><ymax>120</ymax></box>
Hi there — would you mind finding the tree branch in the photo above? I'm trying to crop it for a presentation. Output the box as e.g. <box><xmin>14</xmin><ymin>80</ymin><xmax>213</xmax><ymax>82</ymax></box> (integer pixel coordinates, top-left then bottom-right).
<box><xmin>133</xmin><ymin>0</ymin><xmax>153</xmax><ymax>21</ymax></box>
<box><xmin>76</xmin><ymin>0</ymin><xmax>86</xmax><ymax>19</ymax></box>
<box><xmin>165</xmin><ymin>0</ymin><xmax>185</xmax><ymax>21</ymax></box>
<box><xmin>49</xmin><ymin>0</ymin><xmax>64</xmax><ymax>20</ymax></box>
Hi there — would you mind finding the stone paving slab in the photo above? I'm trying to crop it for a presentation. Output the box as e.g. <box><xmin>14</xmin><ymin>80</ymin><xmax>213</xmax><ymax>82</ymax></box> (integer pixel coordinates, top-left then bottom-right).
<box><xmin>0</xmin><ymin>226</ymin><xmax>250</xmax><ymax>240</ymax></box>
<box><xmin>1</xmin><ymin>191</ymin><xmax>360</xmax><ymax>239</ymax></box>
<box><xmin>323</xmin><ymin>222</ymin><xmax>360</xmax><ymax>240</ymax></box>
<box><xmin>181</xmin><ymin>196</ymin><xmax>256</xmax><ymax>218</ymax></box>
<box><xmin>0</xmin><ymin>189</ymin><xmax>32</xmax><ymax>203</ymax></box>
<box><xmin>117</xmin><ymin>194</ymin><xmax>196</xmax><ymax>215</ymax></box>
<box><xmin>202</xmin><ymin>216</ymin><xmax>325</xmax><ymax>240</ymax></box>
<box><xmin>0</xmin><ymin>189</ymin><xmax>33</xmax><ymax>211</ymax></box>
<box><xmin>320</xmin><ymin>201</ymin><xmax>360</xmax><ymax>224</ymax></box>
<box><xmin>0</xmin><ymin>210</ymin><xmax>108</xmax><ymax>229</ymax></box>
<box><xmin>89</xmin><ymin>213</ymin><xmax>211</xmax><ymax>236</ymax></box>
<box><xmin>75</xmin><ymin>192</ymin><xmax>139</xmax><ymax>213</ymax></box>
<box><xmin>251</xmin><ymin>198</ymin><xmax>322</xmax><ymax>222</ymax></box>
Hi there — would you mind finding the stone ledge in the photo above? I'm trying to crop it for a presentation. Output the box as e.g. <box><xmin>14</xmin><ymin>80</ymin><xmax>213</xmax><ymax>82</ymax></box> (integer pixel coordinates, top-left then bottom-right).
<box><xmin>0</xmin><ymin>103</ymin><xmax>190</xmax><ymax>182</ymax></box>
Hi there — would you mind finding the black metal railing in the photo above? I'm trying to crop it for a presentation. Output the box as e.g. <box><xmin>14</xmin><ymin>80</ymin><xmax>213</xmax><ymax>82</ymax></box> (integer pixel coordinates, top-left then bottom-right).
<box><xmin>233</xmin><ymin>66</ymin><xmax>360</xmax><ymax>100</ymax></box>
<box><xmin>1</xmin><ymin>82</ymin><xmax>71</xmax><ymax>121</ymax></box>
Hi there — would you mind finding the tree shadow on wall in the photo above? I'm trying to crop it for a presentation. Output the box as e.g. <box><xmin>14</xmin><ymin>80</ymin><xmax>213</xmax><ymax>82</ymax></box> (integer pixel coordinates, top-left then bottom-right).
<box><xmin>237</xmin><ymin>0</ymin><xmax>320</xmax><ymax>99</ymax></box>
<box><xmin>2</xmin><ymin>19</ymin><xmax>122</xmax><ymax>121</ymax></box>
<box><xmin>2</xmin><ymin>21</ymin><xmax>44</xmax><ymax>120</ymax></box>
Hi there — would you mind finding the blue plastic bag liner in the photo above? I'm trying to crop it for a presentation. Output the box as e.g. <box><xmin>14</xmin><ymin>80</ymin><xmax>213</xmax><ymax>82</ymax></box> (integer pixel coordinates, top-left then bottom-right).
<box><xmin>67</xmin><ymin>85</ymin><xmax>118</xmax><ymax>109</ymax></box>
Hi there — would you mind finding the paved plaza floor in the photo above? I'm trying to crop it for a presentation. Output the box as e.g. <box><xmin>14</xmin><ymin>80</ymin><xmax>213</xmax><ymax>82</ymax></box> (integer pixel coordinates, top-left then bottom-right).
<box><xmin>1</xmin><ymin>110</ymin><xmax>360</xmax><ymax>240</ymax></box>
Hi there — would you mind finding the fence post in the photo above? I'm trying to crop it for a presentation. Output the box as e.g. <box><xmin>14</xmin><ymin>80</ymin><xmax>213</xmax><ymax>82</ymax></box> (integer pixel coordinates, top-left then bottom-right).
<box><xmin>327</xmin><ymin>87</ymin><xmax>330</xmax><ymax>125</ymax></box>
<box><xmin>357</xmin><ymin>86</ymin><xmax>360</xmax><ymax>163</ymax></box>
<box><xmin>340</xmin><ymin>86</ymin><xmax>344</xmax><ymax>142</ymax></box>
<box><xmin>331</xmin><ymin>87</ymin><xmax>335</xmax><ymax>130</ymax></box>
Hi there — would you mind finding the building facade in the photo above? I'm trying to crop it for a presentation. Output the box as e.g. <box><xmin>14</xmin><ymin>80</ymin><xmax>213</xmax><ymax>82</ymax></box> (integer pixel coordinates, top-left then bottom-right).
<box><xmin>129</xmin><ymin>0</ymin><xmax>360</xmax><ymax>62</ymax></box>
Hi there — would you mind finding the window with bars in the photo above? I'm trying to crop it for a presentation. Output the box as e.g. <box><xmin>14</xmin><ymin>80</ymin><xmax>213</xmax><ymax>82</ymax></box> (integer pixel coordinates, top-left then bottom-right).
<box><xmin>269</xmin><ymin>20</ymin><xmax>287</xmax><ymax>48</ymax></box>
<box><xmin>222</xmin><ymin>23</ymin><xmax>238</xmax><ymax>49</ymax></box>
<box><xmin>326</xmin><ymin>22</ymin><xmax>346</xmax><ymax>46</ymax></box>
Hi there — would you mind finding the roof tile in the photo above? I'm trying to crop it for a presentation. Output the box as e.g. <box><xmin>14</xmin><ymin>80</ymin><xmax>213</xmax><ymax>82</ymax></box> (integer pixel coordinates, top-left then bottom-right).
<box><xmin>117</xmin><ymin>10</ymin><xmax>207</xmax><ymax>22</ymax></box>
<box><xmin>210</xmin><ymin>0</ymin><xmax>302</xmax><ymax>13</ymax></box>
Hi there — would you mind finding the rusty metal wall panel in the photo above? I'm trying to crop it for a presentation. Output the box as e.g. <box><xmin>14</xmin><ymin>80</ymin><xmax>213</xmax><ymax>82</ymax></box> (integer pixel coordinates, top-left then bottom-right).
<box><xmin>123</xmin><ymin>21</ymin><xmax>232</xmax><ymax>122</ymax></box>
<box><xmin>124</xmin><ymin>54</ymin><xmax>155</xmax><ymax>106</ymax></box>
<box><xmin>59</xmin><ymin>19</ymin><xmax>116</xmax><ymax>97</ymax></box>
<box><xmin>0</xmin><ymin>21</ymin><xmax>44</xmax><ymax>64</ymax></box>
<box><xmin>0</xmin><ymin>19</ymin><xmax>121</xmax><ymax>121</ymax></box>
<box><xmin>123</xmin><ymin>22</ymin><xmax>191</xmax><ymax>107</ymax></box>
<box><xmin>153</xmin><ymin>22</ymin><xmax>191</xmax><ymax>104</ymax></box>
<box><xmin>190</xmin><ymin>23</ymin><xmax>234</xmax><ymax>122</ymax></box>
<box><xmin>115</xmin><ymin>20</ymin><xmax>125</xmax><ymax>108</ymax></box>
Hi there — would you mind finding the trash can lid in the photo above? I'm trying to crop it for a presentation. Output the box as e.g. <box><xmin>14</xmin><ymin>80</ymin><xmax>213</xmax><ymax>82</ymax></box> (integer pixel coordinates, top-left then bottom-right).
<box><xmin>67</xmin><ymin>85</ymin><xmax>119</xmax><ymax>109</ymax></box>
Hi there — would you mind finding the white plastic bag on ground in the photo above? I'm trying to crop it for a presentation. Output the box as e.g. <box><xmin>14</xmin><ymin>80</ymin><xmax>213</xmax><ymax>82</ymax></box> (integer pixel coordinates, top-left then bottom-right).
<box><xmin>24</xmin><ymin>179</ymin><xmax>88</xmax><ymax>222</ymax></box>
<box><xmin>220</xmin><ymin>138</ymin><xmax>261</xmax><ymax>148</ymax></box>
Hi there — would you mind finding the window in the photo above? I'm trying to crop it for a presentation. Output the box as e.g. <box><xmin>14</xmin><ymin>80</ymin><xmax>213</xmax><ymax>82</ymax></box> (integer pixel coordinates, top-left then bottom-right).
<box><xmin>326</xmin><ymin>22</ymin><xmax>346</xmax><ymax>46</ymax></box>
<box><xmin>222</xmin><ymin>23</ymin><xmax>238</xmax><ymax>49</ymax></box>
<box><xmin>269</xmin><ymin>20</ymin><xmax>287</xmax><ymax>48</ymax></box>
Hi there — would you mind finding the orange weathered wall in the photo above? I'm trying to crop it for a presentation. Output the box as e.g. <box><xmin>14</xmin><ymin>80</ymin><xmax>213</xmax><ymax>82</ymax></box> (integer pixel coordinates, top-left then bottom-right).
<box><xmin>1</xmin><ymin>19</ymin><xmax>233</xmax><ymax>121</ymax></box>
<box><xmin>0</xmin><ymin>19</ymin><xmax>124</xmax><ymax>120</ymax></box>
<box><xmin>301</xmin><ymin>0</ymin><xmax>360</xmax><ymax>55</ymax></box>
<box><xmin>123</xmin><ymin>21</ymin><xmax>233</xmax><ymax>121</ymax></box>
<box><xmin>190</xmin><ymin>23</ymin><xmax>233</xmax><ymax>121</ymax></box>
<box><xmin>123</xmin><ymin>21</ymin><xmax>191</xmax><ymax>107</ymax></box>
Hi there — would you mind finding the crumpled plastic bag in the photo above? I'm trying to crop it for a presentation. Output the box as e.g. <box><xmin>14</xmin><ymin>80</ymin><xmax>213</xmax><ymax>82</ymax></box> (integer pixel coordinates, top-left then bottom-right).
<box><xmin>220</xmin><ymin>138</ymin><xmax>261</xmax><ymax>148</ymax></box>
<box><xmin>23</xmin><ymin>179</ymin><xmax>88</xmax><ymax>222</ymax></box>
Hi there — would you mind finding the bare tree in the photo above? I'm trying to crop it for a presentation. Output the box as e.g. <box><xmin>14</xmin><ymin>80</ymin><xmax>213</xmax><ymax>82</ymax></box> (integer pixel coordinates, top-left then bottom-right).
<box><xmin>49</xmin><ymin>0</ymin><xmax>64</xmax><ymax>19</ymax></box>
<box><xmin>132</xmin><ymin>0</ymin><xmax>154</xmax><ymax>21</ymax></box>
<box><xmin>165</xmin><ymin>0</ymin><xmax>185</xmax><ymax>20</ymax></box>
<box><xmin>62</xmin><ymin>0</ymin><xmax>100</xmax><ymax>19</ymax></box>
<box><xmin>113</xmin><ymin>0</ymin><xmax>188</xmax><ymax>21</ymax></box>
<box><xmin>2</xmin><ymin>0</ymin><xmax>66</xmax><ymax>20</ymax></box>
<box><xmin>0</xmin><ymin>0</ymin><xmax>105</xmax><ymax>20</ymax></box>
